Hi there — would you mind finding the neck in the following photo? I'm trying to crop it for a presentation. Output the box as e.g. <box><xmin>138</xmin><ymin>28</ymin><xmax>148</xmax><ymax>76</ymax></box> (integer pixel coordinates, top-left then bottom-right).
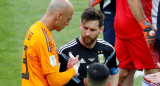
<box><xmin>40</xmin><ymin>14</ymin><xmax>55</xmax><ymax>31</ymax></box>
<box><xmin>78</xmin><ymin>36</ymin><xmax>96</xmax><ymax>49</ymax></box>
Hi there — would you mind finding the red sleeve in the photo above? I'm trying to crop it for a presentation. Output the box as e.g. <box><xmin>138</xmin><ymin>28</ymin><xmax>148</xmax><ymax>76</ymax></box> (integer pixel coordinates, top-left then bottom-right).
<box><xmin>89</xmin><ymin>0</ymin><xmax>102</xmax><ymax>7</ymax></box>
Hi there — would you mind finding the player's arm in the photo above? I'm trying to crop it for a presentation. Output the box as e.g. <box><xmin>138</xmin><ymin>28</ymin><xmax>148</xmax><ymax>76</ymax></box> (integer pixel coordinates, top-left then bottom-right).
<box><xmin>46</xmin><ymin>67</ymin><xmax>76</xmax><ymax>86</ymax></box>
<box><xmin>127</xmin><ymin>0</ymin><xmax>146</xmax><ymax>22</ymax></box>
<box><xmin>105</xmin><ymin>47</ymin><xmax>119</xmax><ymax>86</ymax></box>
<box><xmin>37</xmin><ymin>36</ymin><xmax>79</xmax><ymax>86</ymax></box>
<box><xmin>127</xmin><ymin>0</ymin><xmax>155</xmax><ymax>30</ymax></box>
<box><xmin>128</xmin><ymin>0</ymin><xmax>148</xmax><ymax>22</ymax></box>
<box><xmin>127</xmin><ymin>0</ymin><xmax>157</xmax><ymax>49</ymax></box>
<box><xmin>89</xmin><ymin>0</ymin><xmax>102</xmax><ymax>7</ymax></box>
<box><xmin>46</xmin><ymin>58</ymin><xmax>79</xmax><ymax>86</ymax></box>
<box><xmin>108</xmin><ymin>67</ymin><xmax>119</xmax><ymax>86</ymax></box>
<box><xmin>109</xmin><ymin>73</ymin><xmax>119</xmax><ymax>86</ymax></box>
<box><xmin>46</xmin><ymin>52</ymin><xmax>80</xmax><ymax>86</ymax></box>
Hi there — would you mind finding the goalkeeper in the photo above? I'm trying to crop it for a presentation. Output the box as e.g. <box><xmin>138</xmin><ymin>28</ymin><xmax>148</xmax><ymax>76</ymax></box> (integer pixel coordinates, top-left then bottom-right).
<box><xmin>21</xmin><ymin>0</ymin><xmax>80</xmax><ymax>86</ymax></box>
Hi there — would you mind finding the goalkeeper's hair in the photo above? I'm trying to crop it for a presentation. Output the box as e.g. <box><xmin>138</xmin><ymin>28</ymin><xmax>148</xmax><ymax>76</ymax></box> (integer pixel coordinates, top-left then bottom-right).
<box><xmin>81</xmin><ymin>7</ymin><xmax>104</xmax><ymax>28</ymax></box>
<box><xmin>87</xmin><ymin>63</ymin><xmax>109</xmax><ymax>86</ymax></box>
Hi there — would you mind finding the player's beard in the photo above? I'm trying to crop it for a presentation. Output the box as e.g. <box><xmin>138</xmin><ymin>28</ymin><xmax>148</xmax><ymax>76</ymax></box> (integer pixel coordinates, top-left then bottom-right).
<box><xmin>82</xmin><ymin>36</ymin><xmax>97</xmax><ymax>45</ymax></box>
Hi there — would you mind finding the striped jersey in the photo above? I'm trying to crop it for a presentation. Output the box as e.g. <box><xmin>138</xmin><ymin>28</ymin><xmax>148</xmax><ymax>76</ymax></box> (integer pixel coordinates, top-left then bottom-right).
<box><xmin>58</xmin><ymin>38</ymin><xmax>119</xmax><ymax>86</ymax></box>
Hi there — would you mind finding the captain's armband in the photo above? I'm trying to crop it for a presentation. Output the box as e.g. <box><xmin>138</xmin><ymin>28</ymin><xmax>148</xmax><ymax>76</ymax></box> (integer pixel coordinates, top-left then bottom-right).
<box><xmin>109</xmin><ymin>67</ymin><xmax>119</xmax><ymax>75</ymax></box>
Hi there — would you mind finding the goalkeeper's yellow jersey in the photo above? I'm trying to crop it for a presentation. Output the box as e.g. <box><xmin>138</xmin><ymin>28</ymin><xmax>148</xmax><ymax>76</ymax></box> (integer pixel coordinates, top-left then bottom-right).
<box><xmin>22</xmin><ymin>21</ymin><xmax>75</xmax><ymax>86</ymax></box>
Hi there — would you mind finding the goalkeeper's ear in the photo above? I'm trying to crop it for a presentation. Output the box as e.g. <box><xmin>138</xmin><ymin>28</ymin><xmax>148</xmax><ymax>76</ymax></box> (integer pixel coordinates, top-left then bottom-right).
<box><xmin>99</xmin><ymin>26</ymin><xmax>104</xmax><ymax>34</ymax></box>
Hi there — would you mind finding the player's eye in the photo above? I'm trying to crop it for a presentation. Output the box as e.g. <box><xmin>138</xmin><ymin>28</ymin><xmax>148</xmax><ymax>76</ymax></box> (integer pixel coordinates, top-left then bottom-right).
<box><xmin>83</xmin><ymin>26</ymin><xmax>88</xmax><ymax>30</ymax></box>
<box><xmin>91</xmin><ymin>29</ymin><xmax>96</xmax><ymax>32</ymax></box>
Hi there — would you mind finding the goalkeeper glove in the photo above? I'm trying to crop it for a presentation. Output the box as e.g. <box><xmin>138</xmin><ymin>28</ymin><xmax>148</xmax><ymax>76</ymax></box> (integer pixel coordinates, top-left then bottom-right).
<box><xmin>139</xmin><ymin>18</ymin><xmax>157</xmax><ymax>49</ymax></box>
<box><xmin>89</xmin><ymin>0</ymin><xmax>102</xmax><ymax>7</ymax></box>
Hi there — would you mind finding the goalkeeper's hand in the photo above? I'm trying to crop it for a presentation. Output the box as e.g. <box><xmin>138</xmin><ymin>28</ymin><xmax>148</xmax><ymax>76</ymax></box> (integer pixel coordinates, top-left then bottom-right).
<box><xmin>67</xmin><ymin>52</ymin><xmax>80</xmax><ymax>70</ymax></box>
<box><xmin>139</xmin><ymin>19</ymin><xmax>157</xmax><ymax>49</ymax></box>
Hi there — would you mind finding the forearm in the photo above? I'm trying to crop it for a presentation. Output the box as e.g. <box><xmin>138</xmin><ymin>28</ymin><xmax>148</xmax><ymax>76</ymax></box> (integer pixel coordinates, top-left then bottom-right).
<box><xmin>46</xmin><ymin>65</ymin><xmax>75</xmax><ymax>86</ymax></box>
<box><xmin>127</xmin><ymin>0</ymin><xmax>146</xmax><ymax>22</ymax></box>
<box><xmin>109</xmin><ymin>73</ymin><xmax>119</xmax><ymax>86</ymax></box>
<box><xmin>89</xmin><ymin>0</ymin><xmax>102</xmax><ymax>7</ymax></box>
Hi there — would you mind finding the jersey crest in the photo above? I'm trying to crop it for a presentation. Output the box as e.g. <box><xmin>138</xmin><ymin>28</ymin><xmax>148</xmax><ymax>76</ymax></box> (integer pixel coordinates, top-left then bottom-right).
<box><xmin>98</xmin><ymin>51</ymin><xmax>105</xmax><ymax>64</ymax></box>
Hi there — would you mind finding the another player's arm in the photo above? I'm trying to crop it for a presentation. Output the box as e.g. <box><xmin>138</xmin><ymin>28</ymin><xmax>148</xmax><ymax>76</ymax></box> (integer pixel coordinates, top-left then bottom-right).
<box><xmin>46</xmin><ymin>67</ymin><xmax>76</xmax><ymax>86</ymax></box>
<box><xmin>106</xmin><ymin>48</ymin><xmax>119</xmax><ymax>86</ymax></box>
<box><xmin>127</xmin><ymin>0</ymin><xmax>157</xmax><ymax>49</ymax></box>
<box><xmin>89</xmin><ymin>0</ymin><xmax>102</xmax><ymax>7</ymax></box>
<box><xmin>108</xmin><ymin>63</ymin><xmax>119</xmax><ymax>86</ymax></box>
<box><xmin>37</xmin><ymin>36</ymin><xmax>79</xmax><ymax>86</ymax></box>
<box><xmin>46</xmin><ymin>53</ymin><xmax>79</xmax><ymax>86</ymax></box>
<box><xmin>127</xmin><ymin>0</ymin><xmax>146</xmax><ymax>22</ymax></box>
<box><xmin>109</xmin><ymin>73</ymin><xmax>119</xmax><ymax>86</ymax></box>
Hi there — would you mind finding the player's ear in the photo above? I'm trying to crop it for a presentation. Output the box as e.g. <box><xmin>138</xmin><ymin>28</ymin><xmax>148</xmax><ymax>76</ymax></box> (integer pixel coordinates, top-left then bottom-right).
<box><xmin>83</xmin><ymin>78</ymin><xmax>87</xmax><ymax>86</ymax></box>
<box><xmin>56</xmin><ymin>11</ymin><xmax>62</xmax><ymax>20</ymax></box>
<box><xmin>100</xmin><ymin>26</ymin><xmax>104</xmax><ymax>34</ymax></box>
<box><xmin>80</xmin><ymin>21</ymin><xmax>83</xmax><ymax>29</ymax></box>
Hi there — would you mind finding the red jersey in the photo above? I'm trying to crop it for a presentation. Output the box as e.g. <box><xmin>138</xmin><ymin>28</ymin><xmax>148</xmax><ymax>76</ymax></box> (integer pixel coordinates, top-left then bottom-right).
<box><xmin>114</xmin><ymin>0</ymin><xmax>154</xmax><ymax>39</ymax></box>
<box><xmin>141</xmin><ymin>0</ymin><xmax>152</xmax><ymax>22</ymax></box>
<box><xmin>141</xmin><ymin>0</ymin><xmax>159</xmax><ymax>28</ymax></box>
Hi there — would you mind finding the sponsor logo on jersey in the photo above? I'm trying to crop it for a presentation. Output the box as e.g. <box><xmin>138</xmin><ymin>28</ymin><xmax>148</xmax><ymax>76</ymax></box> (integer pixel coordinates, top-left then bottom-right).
<box><xmin>98</xmin><ymin>51</ymin><xmax>105</xmax><ymax>64</ymax></box>
<box><xmin>49</xmin><ymin>55</ymin><xmax>56</xmax><ymax>66</ymax></box>
<box><xmin>88</xmin><ymin>58</ymin><xmax>95</xmax><ymax>62</ymax></box>
<box><xmin>80</xmin><ymin>58</ymin><xmax>86</xmax><ymax>63</ymax></box>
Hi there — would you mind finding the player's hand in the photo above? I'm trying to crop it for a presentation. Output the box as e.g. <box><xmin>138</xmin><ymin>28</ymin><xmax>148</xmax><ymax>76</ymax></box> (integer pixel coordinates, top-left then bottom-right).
<box><xmin>139</xmin><ymin>19</ymin><xmax>157</xmax><ymax>49</ymax></box>
<box><xmin>67</xmin><ymin>52</ymin><xmax>79</xmax><ymax>70</ymax></box>
<box><xmin>73</xmin><ymin>60</ymin><xmax>80</xmax><ymax>75</ymax></box>
<box><xmin>145</xmin><ymin>72</ymin><xmax>160</xmax><ymax>84</ymax></box>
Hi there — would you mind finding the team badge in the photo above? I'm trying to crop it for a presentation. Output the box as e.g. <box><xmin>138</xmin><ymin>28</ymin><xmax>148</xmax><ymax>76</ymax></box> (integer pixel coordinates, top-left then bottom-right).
<box><xmin>98</xmin><ymin>51</ymin><xmax>105</xmax><ymax>64</ymax></box>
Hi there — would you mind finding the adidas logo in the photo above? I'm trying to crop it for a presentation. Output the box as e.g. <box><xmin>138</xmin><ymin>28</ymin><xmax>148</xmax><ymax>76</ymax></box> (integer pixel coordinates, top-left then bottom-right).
<box><xmin>88</xmin><ymin>58</ymin><xmax>95</xmax><ymax>62</ymax></box>
<box><xmin>80</xmin><ymin>58</ymin><xmax>86</xmax><ymax>63</ymax></box>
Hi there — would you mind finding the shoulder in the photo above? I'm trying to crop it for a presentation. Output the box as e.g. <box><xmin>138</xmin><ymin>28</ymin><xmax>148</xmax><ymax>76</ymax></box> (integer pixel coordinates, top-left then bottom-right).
<box><xmin>28</xmin><ymin>22</ymin><xmax>43</xmax><ymax>38</ymax></box>
<box><xmin>28</xmin><ymin>23</ymin><xmax>52</xmax><ymax>46</ymax></box>
<box><xmin>97</xmin><ymin>39</ymin><xmax>114</xmax><ymax>50</ymax></box>
<box><xmin>58</xmin><ymin>39</ymin><xmax>78</xmax><ymax>54</ymax></box>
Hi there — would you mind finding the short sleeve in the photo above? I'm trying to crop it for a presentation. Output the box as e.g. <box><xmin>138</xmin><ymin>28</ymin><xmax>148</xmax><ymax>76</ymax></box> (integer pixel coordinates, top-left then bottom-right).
<box><xmin>105</xmin><ymin>48</ymin><xmax>119</xmax><ymax>75</ymax></box>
